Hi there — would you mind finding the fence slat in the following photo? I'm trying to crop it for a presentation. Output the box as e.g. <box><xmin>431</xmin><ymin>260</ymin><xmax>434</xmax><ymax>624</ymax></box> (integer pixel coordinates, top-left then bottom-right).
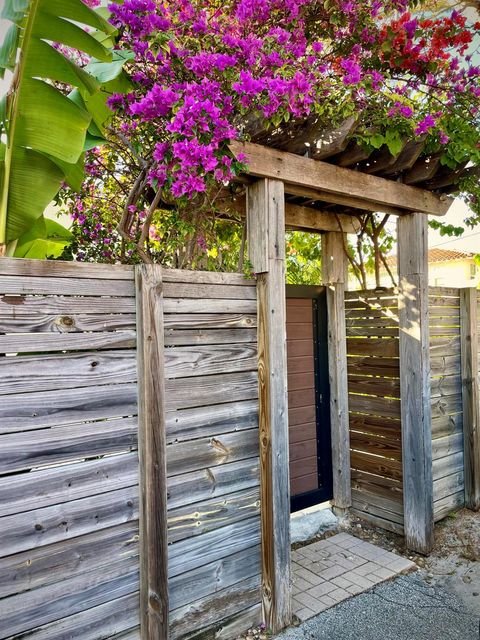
<box><xmin>164</xmin><ymin>344</ymin><xmax>257</xmax><ymax>378</ymax></box>
<box><xmin>167</xmin><ymin>487</ymin><xmax>260</xmax><ymax>544</ymax></box>
<box><xmin>168</xmin><ymin>517</ymin><xmax>261</xmax><ymax>578</ymax></box>
<box><xmin>0</xmin><ymin>274</ymin><xmax>135</xmax><ymax>296</ymax></box>
<box><xmin>167</xmin><ymin>458</ymin><xmax>260</xmax><ymax>512</ymax></box>
<box><xmin>164</xmin><ymin>298</ymin><xmax>257</xmax><ymax>314</ymax></box>
<box><xmin>166</xmin><ymin>399</ymin><xmax>258</xmax><ymax>444</ymax></box>
<box><xmin>0</xmin><ymin>383</ymin><xmax>138</xmax><ymax>433</ymax></box>
<box><xmin>0</xmin><ymin>453</ymin><xmax>138</xmax><ymax>517</ymax></box>
<box><xmin>166</xmin><ymin>429</ymin><xmax>259</xmax><ymax>477</ymax></box>
<box><xmin>0</xmin><ymin>487</ymin><xmax>139</xmax><ymax>558</ymax></box>
<box><xmin>0</xmin><ymin>557</ymin><xmax>139</xmax><ymax>637</ymax></box>
<box><xmin>169</xmin><ymin>576</ymin><xmax>260</xmax><ymax>640</ymax></box>
<box><xmin>169</xmin><ymin>544</ymin><xmax>260</xmax><ymax>611</ymax></box>
<box><xmin>0</xmin><ymin>331</ymin><xmax>136</xmax><ymax>354</ymax></box>
<box><xmin>0</xmin><ymin>257</ymin><xmax>134</xmax><ymax>279</ymax></box>
<box><xmin>0</xmin><ymin>522</ymin><xmax>139</xmax><ymax>599</ymax></box>
<box><xmin>0</xmin><ymin>350</ymin><xmax>137</xmax><ymax>395</ymax></box>
<box><xmin>163</xmin><ymin>283</ymin><xmax>256</xmax><ymax>300</ymax></box>
<box><xmin>0</xmin><ymin>592</ymin><xmax>140</xmax><ymax>640</ymax></box>
<box><xmin>165</xmin><ymin>371</ymin><xmax>258</xmax><ymax>410</ymax></box>
<box><xmin>0</xmin><ymin>417</ymin><xmax>137</xmax><ymax>475</ymax></box>
<box><xmin>165</xmin><ymin>328</ymin><xmax>257</xmax><ymax>346</ymax></box>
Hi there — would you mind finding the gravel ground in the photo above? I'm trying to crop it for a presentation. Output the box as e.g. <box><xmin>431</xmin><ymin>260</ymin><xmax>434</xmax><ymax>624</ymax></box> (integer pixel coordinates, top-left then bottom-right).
<box><xmin>279</xmin><ymin>573</ymin><xmax>480</xmax><ymax>640</ymax></box>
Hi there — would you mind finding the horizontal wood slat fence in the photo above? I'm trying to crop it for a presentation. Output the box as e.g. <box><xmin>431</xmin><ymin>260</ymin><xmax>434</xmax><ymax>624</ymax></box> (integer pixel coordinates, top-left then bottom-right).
<box><xmin>345</xmin><ymin>289</ymin><xmax>403</xmax><ymax>535</ymax></box>
<box><xmin>429</xmin><ymin>287</ymin><xmax>464</xmax><ymax>522</ymax></box>
<box><xmin>0</xmin><ymin>260</ymin><xmax>140</xmax><ymax>640</ymax></box>
<box><xmin>346</xmin><ymin>286</ymin><xmax>479</xmax><ymax>535</ymax></box>
<box><xmin>0</xmin><ymin>259</ymin><xmax>261</xmax><ymax>640</ymax></box>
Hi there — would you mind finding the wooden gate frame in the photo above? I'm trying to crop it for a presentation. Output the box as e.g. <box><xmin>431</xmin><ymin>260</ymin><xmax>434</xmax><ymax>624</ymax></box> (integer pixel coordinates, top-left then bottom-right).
<box><xmin>241</xmin><ymin>142</ymin><xmax>456</xmax><ymax>632</ymax></box>
<box><xmin>136</xmin><ymin>143</ymin><xmax>480</xmax><ymax>639</ymax></box>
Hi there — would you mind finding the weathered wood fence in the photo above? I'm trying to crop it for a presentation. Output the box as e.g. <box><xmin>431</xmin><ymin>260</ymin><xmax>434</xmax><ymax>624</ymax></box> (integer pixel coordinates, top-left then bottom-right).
<box><xmin>0</xmin><ymin>254</ymin><xmax>478</xmax><ymax>639</ymax></box>
<box><xmin>0</xmin><ymin>259</ymin><xmax>261</xmax><ymax>640</ymax></box>
<box><xmin>345</xmin><ymin>289</ymin><xmax>403</xmax><ymax>534</ymax></box>
<box><xmin>346</xmin><ymin>285</ymin><xmax>480</xmax><ymax>537</ymax></box>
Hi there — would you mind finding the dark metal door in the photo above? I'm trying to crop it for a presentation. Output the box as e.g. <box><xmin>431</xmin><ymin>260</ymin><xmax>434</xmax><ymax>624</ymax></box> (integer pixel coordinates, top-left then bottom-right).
<box><xmin>286</xmin><ymin>285</ymin><xmax>333</xmax><ymax>512</ymax></box>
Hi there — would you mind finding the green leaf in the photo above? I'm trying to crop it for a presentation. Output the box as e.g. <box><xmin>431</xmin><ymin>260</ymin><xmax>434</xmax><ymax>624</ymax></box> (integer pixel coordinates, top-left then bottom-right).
<box><xmin>14</xmin><ymin>215</ymin><xmax>73</xmax><ymax>259</ymax></box>
<box><xmin>38</xmin><ymin>0</ymin><xmax>116</xmax><ymax>35</ymax></box>
<box><xmin>86</xmin><ymin>50</ymin><xmax>135</xmax><ymax>84</ymax></box>
<box><xmin>25</xmin><ymin>39</ymin><xmax>99</xmax><ymax>95</ymax></box>
<box><xmin>385</xmin><ymin>130</ymin><xmax>403</xmax><ymax>156</ymax></box>
<box><xmin>84</xmin><ymin>132</ymin><xmax>107</xmax><ymax>150</ymax></box>
<box><xmin>6</xmin><ymin>147</ymin><xmax>64</xmax><ymax>243</ymax></box>
<box><xmin>1</xmin><ymin>0</ymin><xmax>29</xmax><ymax>22</ymax></box>
<box><xmin>369</xmin><ymin>133</ymin><xmax>385</xmax><ymax>149</ymax></box>
<box><xmin>16</xmin><ymin>78</ymin><xmax>91</xmax><ymax>163</ymax></box>
<box><xmin>32</xmin><ymin>12</ymin><xmax>112</xmax><ymax>63</ymax></box>
<box><xmin>0</xmin><ymin>94</ymin><xmax>6</xmax><ymax>135</ymax></box>
<box><xmin>0</xmin><ymin>23</ymin><xmax>19</xmax><ymax>78</ymax></box>
<box><xmin>0</xmin><ymin>0</ymin><xmax>128</xmax><ymax>250</ymax></box>
<box><xmin>46</xmin><ymin>152</ymin><xmax>85</xmax><ymax>192</ymax></box>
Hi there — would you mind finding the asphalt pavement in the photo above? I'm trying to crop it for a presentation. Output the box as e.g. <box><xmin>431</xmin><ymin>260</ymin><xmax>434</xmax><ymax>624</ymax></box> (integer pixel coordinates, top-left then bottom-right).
<box><xmin>279</xmin><ymin>574</ymin><xmax>480</xmax><ymax>640</ymax></box>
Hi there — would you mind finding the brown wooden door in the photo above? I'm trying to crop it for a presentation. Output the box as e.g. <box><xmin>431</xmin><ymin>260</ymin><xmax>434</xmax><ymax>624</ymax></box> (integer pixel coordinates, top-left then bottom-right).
<box><xmin>286</xmin><ymin>286</ymin><xmax>332</xmax><ymax>512</ymax></box>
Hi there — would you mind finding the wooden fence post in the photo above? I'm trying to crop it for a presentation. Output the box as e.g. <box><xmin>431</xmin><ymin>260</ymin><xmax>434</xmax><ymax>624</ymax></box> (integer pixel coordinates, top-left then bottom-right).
<box><xmin>322</xmin><ymin>232</ymin><xmax>351</xmax><ymax>513</ymax></box>
<box><xmin>397</xmin><ymin>213</ymin><xmax>434</xmax><ymax>554</ymax></box>
<box><xmin>247</xmin><ymin>178</ymin><xmax>291</xmax><ymax>633</ymax></box>
<box><xmin>460</xmin><ymin>288</ymin><xmax>480</xmax><ymax>510</ymax></box>
<box><xmin>136</xmin><ymin>265</ymin><xmax>169</xmax><ymax>639</ymax></box>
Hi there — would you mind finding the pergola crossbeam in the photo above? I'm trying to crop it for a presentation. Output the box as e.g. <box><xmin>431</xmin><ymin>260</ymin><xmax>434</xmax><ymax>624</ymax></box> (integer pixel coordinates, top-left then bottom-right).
<box><xmin>221</xmin><ymin>195</ymin><xmax>360</xmax><ymax>233</ymax></box>
<box><xmin>230</xmin><ymin>141</ymin><xmax>453</xmax><ymax>217</ymax></box>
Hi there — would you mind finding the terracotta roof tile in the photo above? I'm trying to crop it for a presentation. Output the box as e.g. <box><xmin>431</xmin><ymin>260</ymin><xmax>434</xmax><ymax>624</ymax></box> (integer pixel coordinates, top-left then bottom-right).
<box><xmin>386</xmin><ymin>248</ymin><xmax>475</xmax><ymax>266</ymax></box>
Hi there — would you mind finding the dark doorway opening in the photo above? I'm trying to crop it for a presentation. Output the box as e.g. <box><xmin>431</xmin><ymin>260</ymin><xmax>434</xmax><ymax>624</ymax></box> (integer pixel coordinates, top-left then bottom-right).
<box><xmin>286</xmin><ymin>285</ymin><xmax>333</xmax><ymax>513</ymax></box>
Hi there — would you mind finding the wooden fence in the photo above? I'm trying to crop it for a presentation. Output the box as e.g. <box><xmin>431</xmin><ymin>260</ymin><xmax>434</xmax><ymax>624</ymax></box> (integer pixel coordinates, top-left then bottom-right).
<box><xmin>429</xmin><ymin>287</ymin><xmax>465</xmax><ymax>521</ymax></box>
<box><xmin>0</xmin><ymin>259</ymin><xmax>261</xmax><ymax>640</ymax></box>
<box><xmin>0</xmin><ymin>260</ymin><xmax>140</xmax><ymax>639</ymax></box>
<box><xmin>345</xmin><ymin>289</ymin><xmax>404</xmax><ymax>534</ymax></box>
<box><xmin>346</xmin><ymin>286</ymin><xmax>480</xmax><ymax>535</ymax></box>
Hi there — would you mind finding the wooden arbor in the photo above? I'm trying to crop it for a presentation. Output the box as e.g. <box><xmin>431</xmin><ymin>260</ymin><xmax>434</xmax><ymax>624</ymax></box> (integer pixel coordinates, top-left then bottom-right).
<box><xmin>234</xmin><ymin>141</ymin><xmax>454</xmax><ymax>631</ymax></box>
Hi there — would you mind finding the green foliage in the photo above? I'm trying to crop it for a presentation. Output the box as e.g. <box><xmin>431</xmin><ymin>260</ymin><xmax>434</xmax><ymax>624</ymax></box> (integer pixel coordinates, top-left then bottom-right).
<box><xmin>0</xmin><ymin>0</ymin><xmax>129</xmax><ymax>258</ymax></box>
<box><xmin>14</xmin><ymin>216</ymin><xmax>73</xmax><ymax>259</ymax></box>
<box><xmin>286</xmin><ymin>232</ymin><xmax>323</xmax><ymax>284</ymax></box>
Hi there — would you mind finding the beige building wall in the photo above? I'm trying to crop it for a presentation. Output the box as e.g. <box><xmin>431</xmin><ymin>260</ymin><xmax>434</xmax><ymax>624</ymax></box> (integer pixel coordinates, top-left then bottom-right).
<box><xmin>349</xmin><ymin>257</ymin><xmax>479</xmax><ymax>290</ymax></box>
<box><xmin>429</xmin><ymin>258</ymin><xmax>479</xmax><ymax>288</ymax></box>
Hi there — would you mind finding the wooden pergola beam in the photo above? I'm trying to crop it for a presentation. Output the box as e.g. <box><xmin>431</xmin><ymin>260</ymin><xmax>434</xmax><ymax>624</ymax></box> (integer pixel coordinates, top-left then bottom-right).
<box><xmin>230</xmin><ymin>141</ymin><xmax>453</xmax><ymax>217</ymax></box>
<box><xmin>223</xmin><ymin>195</ymin><xmax>360</xmax><ymax>233</ymax></box>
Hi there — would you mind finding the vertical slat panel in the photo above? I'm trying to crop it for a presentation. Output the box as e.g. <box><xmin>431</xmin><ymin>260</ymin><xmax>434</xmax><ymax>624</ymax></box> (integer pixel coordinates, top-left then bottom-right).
<box><xmin>397</xmin><ymin>213</ymin><xmax>434</xmax><ymax>554</ymax></box>
<box><xmin>136</xmin><ymin>265</ymin><xmax>169</xmax><ymax>639</ymax></box>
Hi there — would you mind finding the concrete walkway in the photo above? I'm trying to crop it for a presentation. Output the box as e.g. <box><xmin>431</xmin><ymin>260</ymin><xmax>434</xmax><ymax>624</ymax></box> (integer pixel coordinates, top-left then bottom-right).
<box><xmin>292</xmin><ymin>533</ymin><xmax>415</xmax><ymax>620</ymax></box>
<box><xmin>282</xmin><ymin>574</ymin><xmax>480</xmax><ymax>640</ymax></box>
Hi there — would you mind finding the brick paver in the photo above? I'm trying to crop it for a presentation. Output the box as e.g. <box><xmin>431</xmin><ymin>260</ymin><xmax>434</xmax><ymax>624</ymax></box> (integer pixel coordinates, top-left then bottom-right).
<box><xmin>291</xmin><ymin>532</ymin><xmax>416</xmax><ymax>621</ymax></box>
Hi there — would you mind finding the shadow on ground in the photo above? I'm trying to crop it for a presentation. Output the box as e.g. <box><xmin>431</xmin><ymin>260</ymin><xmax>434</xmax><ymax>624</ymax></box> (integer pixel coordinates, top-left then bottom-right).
<box><xmin>280</xmin><ymin>574</ymin><xmax>480</xmax><ymax>640</ymax></box>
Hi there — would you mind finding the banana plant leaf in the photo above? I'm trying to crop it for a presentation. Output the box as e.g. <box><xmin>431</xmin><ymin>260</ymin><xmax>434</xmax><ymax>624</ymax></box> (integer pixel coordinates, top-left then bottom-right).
<box><xmin>0</xmin><ymin>0</ymin><xmax>128</xmax><ymax>258</ymax></box>
<box><xmin>14</xmin><ymin>216</ymin><xmax>73</xmax><ymax>259</ymax></box>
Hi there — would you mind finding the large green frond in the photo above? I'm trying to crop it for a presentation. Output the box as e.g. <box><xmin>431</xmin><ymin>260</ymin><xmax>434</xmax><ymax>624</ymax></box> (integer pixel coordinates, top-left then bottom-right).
<box><xmin>0</xmin><ymin>24</ymin><xmax>19</xmax><ymax>78</ymax></box>
<box><xmin>14</xmin><ymin>215</ymin><xmax>73</xmax><ymax>259</ymax></box>
<box><xmin>16</xmin><ymin>78</ymin><xmax>91</xmax><ymax>163</ymax></box>
<box><xmin>6</xmin><ymin>147</ymin><xmax>64</xmax><ymax>243</ymax></box>
<box><xmin>25</xmin><ymin>39</ymin><xmax>100</xmax><ymax>94</ymax></box>
<box><xmin>0</xmin><ymin>0</ymin><xmax>130</xmax><ymax>251</ymax></box>
<box><xmin>32</xmin><ymin>13</ymin><xmax>112</xmax><ymax>62</ymax></box>
<box><xmin>39</xmin><ymin>0</ymin><xmax>116</xmax><ymax>35</ymax></box>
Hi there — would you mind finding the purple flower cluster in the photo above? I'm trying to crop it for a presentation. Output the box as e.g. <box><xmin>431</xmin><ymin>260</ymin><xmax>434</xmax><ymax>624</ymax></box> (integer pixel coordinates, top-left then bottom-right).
<box><xmin>102</xmin><ymin>0</ymin><xmax>479</xmax><ymax>202</ymax></box>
